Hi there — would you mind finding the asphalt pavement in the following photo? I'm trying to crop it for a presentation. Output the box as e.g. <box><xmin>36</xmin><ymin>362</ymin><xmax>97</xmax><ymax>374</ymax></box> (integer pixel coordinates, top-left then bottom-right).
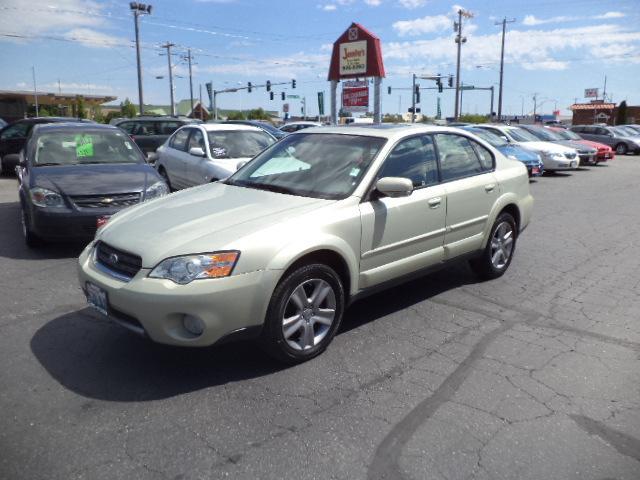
<box><xmin>1</xmin><ymin>158</ymin><xmax>640</xmax><ymax>480</ymax></box>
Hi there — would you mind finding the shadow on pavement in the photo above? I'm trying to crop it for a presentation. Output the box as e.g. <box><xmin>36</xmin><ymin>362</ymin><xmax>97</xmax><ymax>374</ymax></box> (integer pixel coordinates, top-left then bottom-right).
<box><xmin>0</xmin><ymin>202</ymin><xmax>88</xmax><ymax>260</ymax></box>
<box><xmin>31</xmin><ymin>263</ymin><xmax>478</xmax><ymax>402</ymax></box>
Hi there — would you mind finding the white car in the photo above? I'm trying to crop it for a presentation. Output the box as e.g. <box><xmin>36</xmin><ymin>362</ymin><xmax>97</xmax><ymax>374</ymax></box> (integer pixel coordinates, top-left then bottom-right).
<box><xmin>477</xmin><ymin>124</ymin><xmax>580</xmax><ymax>171</ymax></box>
<box><xmin>155</xmin><ymin>124</ymin><xmax>275</xmax><ymax>190</ymax></box>
<box><xmin>279</xmin><ymin>121</ymin><xmax>323</xmax><ymax>133</ymax></box>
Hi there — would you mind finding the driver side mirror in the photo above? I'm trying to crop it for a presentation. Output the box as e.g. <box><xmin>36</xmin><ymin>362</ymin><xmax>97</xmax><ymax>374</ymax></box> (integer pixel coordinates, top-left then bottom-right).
<box><xmin>375</xmin><ymin>177</ymin><xmax>414</xmax><ymax>198</ymax></box>
<box><xmin>5</xmin><ymin>153</ymin><xmax>23</xmax><ymax>167</ymax></box>
<box><xmin>189</xmin><ymin>147</ymin><xmax>206</xmax><ymax>157</ymax></box>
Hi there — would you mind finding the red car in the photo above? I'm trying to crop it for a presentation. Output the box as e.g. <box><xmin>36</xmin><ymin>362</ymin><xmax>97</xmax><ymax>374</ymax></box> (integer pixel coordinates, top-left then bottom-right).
<box><xmin>546</xmin><ymin>127</ymin><xmax>614</xmax><ymax>163</ymax></box>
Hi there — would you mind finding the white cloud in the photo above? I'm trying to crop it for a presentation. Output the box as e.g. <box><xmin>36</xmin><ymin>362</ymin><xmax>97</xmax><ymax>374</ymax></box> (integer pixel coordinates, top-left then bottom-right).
<box><xmin>523</xmin><ymin>15</ymin><xmax>577</xmax><ymax>26</ymax></box>
<box><xmin>595</xmin><ymin>11</ymin><xmax>625</xmax><ymax>19</ymax></box>
<box><xmin>0</xmin><ymin>0</ymin><xmax>121</xmax><ymax>48</ymax></box>
<box><xmin>393</xmin><ymin>15</ymin><xmax>451</xmax><ymax>37</ymax></box>
<box><xmin>63</xmin><ymin>29</ymin><xmax>128</xmax><ymax>49</ymax></box>
<box><xmin>364</xmin><ymin>0</ymin><xmax>382</xmax><ymax>5</ymax></box>
<box><xmin>41</xmin><ymin>82</ymin><xmax>115</xmax><ymax>93</ymax></box>
<box><xmin>201</xmin><ymin>52</ymin><xmax>331</xmax><ymax>79</ymax></box>
<box><xmin>399</xmin><ymin>0</ymin><xmax>428</xmax><ymax>8</ymax></box>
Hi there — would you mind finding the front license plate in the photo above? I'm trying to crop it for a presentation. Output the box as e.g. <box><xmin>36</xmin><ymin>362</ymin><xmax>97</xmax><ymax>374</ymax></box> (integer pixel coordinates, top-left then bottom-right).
<box><xmin>532</xmin><ymin>167</ymin><xmax>540</xmax><ymax>175</ymax></box>
<box><xmin>86</xmin><ymin>282</ymin><xmax>108</xmax><ymax>316</ymax></box>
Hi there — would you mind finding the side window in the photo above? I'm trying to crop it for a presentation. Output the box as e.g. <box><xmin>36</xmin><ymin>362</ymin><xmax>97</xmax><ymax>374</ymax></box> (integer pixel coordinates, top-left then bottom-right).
<box><xmin>169</xmin><ymin>128</ymin><xmax>190</xmax><ymax>151</ymax></box>
<box><xmin>434</xmin><ymin>133</ymin><xmax>484</xmax><ymax>182</ymax></box>
<box><xmin>583</xmin><ymin>126</ymin><xmax>596</xmax><ymax>134</ymax></box>
<box><xmin>1</xmin><ymin>123</ymin><xmax>30</xmax><ymax>139</ymax></box>
<box><xmin>596</xmin><ymin>128</ymin><xmax>609</xmax><ymax>136</ymax></box>
<box><xmin>159</xmin><ymin>122</ymin><xmax>181</xmax><ymax>135</ymax></box>
<box><xmin>135</xmin><ymin>122</ymin><xmax>159</xmax><ymax>136</ymax></box>
<box><xmin>117</xmin><ymin>122</ymin><xmax>136</xmax><ymax>134</ymax></box>
<box><xmin>470</xmin><ymin>140</ymin><xmax>494</xmax><ymax>171</ymax></box>
<box><xmin>188</xmin><ymin>129</ymin><xmax>205</xmax><ymax>151</ymax></box>
<box><xmin>377</xmin><ymin>135</ymin><xmax>438</xmax><ymax>188</ymax></box>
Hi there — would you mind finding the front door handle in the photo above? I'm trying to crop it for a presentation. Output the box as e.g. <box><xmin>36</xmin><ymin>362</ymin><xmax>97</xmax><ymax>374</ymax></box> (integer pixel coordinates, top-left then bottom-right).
<box><xmin>484</xmin><ymin>184</ymin><xmax>496</xmax><ymax>192</ymax></box>
<box><xmin>428</xmin><ymin>197</ymin><xmax>442</xmax><ymax>208</ymax></box>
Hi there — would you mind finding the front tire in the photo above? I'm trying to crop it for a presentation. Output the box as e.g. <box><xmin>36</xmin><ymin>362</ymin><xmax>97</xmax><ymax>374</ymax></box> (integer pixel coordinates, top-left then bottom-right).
<box><xmin>261</xmin><ymin>264</ymin><xmax>345</xmax><ymax>364</ymax></box>
<box><xmin>21</xmin><ymin>209</ymin><xmax>42</xmax><ymax>248</ymax></box>
<box><xmin>469</xmin><ymin>212</ymin><xmax>517</xmax><ymax>280</ymax></box>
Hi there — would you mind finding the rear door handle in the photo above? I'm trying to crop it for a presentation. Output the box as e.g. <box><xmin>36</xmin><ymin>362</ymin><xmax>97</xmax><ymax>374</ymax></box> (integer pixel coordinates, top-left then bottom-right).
<box><xmin>484</xmin><ymin>184</ymin><xmax>496</xmax><ymax>192</ymax></box>
<box><xmin>428</xmin><ymin>197</ymin><xmax>442</xmax><ymax>208</ymax></box>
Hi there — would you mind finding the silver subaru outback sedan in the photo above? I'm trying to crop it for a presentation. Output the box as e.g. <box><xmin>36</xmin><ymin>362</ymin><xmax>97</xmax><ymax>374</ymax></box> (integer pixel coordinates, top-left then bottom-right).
<box><xmin>78</xmin><ymin>124</ymin><xmax>533</xmax><ymax>363</ymax></box>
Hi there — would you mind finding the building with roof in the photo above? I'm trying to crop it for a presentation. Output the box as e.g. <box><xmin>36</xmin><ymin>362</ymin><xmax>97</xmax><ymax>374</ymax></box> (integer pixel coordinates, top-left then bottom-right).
<box><xmin>0</xmin><ymin>90</ymin><xmax>116</xmax><ymax>123</ymax></box>
<box><xmin>570</xmin><ymin>101</ymin><xmax>639</xmax><ymax>125</ymax></box>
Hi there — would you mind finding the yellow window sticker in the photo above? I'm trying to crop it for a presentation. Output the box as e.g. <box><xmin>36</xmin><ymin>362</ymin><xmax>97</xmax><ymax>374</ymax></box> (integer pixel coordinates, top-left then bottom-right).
<box><xmin>75</xmin><ymin>134</ymin><xmax>94</xmax><ymax>157</ymax></box>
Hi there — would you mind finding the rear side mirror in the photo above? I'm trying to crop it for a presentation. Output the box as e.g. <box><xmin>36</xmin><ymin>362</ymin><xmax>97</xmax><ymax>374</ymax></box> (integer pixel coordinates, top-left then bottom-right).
<box><xmin>146</xmin><ymin>152</ymin><xmax>159</xmax><ymax>164</ymax></box>
<box><xmin>189</xmin><ymin>147</ymin><xmax>206</xmax><ymax>157</ymax></box>
<box><xmin>375</xmin><ymin>177</ymin><xmax>413</xmax><ymax>198</ymax></box>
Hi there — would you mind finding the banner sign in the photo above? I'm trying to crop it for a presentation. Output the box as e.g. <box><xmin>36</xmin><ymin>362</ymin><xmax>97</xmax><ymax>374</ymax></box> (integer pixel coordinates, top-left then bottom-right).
<box><xmin>584</xmin><ymin>88</ymin><xmax>598</xmax><ymax>98</ymax></box>
<box><xmin>339</xmin><ymin>40</ymin><xmax>367</xmax><ymax>76</ymax></box>
<box><xmin>342</xmin><ymin>85</ymin><xmax>369</xmax><ymax>112</ymax></box>
<box><xmin>317</xmin><ymin>92</ymin><xmax>325</xmax><ymax>116</ymax></box>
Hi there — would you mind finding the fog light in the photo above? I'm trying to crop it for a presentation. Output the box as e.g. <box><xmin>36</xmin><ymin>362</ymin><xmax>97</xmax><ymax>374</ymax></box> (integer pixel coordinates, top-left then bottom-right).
<box><xmin>183</xmin><ymin>315</ymin><xmax>204</xmax><ymax>336</ymax></box>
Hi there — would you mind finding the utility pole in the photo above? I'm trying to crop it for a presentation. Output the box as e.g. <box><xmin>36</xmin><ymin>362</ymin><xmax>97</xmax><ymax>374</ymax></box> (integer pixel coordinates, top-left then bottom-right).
<box><xmin>532</xmin><ymin>93</ymin><xmax>538</xmax><ymax>119</ymax></box>
<box><xmin>453</xmin><ymin>9</ymin><xmax>473</xmax><ymax>120</ymax></box>
<box><xmin>411</xmin><ymin>73</ymin><xmax>416</xmax><ymax>123</ymax></box>
<box><xmin>32</xmin><ymin>66</ymin><xmax>39</xmax><ymax>117</ymax></box>
<box><xmin>495</xmin><ymin>17</ymin><xmax>515</xmax><ymax>122</ymax></box>
<box><xmin>161</xmin><ymin>42</ymin><xmax>176</xmax><ymax>116</ymax></box>
<box><xmin>602</xmin><ymin>75</ymin><xmax>608</xmax><ymax>102</ymax></box>
<box><xmin>130</xmin><ymin>2</ymin><xmax>152</xmax><ymax>115</ymax></box>
<box><xmin>199</xmin><ymin>84</ymin><xmax>204</xmax><ymax>120</ymax></box>
<box><xmin>185</xmin><ymin>49</ymin><xmax>195</xmax><ymax>114</ymax></box>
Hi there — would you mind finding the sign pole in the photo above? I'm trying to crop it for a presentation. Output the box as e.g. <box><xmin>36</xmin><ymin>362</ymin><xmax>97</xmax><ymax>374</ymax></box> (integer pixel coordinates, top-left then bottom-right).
<box><xmin>373</xmin><ymin>77</ymin><xmax>381</xmax><ymax>124</ymax></box>
<box><xmin>411</xmin><ymin>74</ymin><xmax>416</xmax><ymax>123</ymax></box>
<box><xmin>330</xmin><ymin>80</ymin><xmax>338</xmax><ymax>125</ymax></box>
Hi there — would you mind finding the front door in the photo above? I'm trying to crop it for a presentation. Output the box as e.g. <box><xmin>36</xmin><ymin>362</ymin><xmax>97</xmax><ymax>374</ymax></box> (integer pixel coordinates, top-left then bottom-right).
<box><xmin>433</xmin><ymin>133</ymin><xmax>498</xmax><ymax>259</ymax></box>
<box><xmin>359</xmin><ymin>134</ymin><xmax>446</xmax><ymax>289</ymax></box>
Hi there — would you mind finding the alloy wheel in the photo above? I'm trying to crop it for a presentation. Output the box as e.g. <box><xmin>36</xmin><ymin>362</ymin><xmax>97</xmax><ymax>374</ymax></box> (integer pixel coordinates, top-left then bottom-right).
<box><xmin>281</xmin><ymin>278</ymin><xmax>336</xmax><ymax>351</ymax></box>
<box><xmin>490</xmin><ymin>221</ymin><xmax>514</xmax><ymax>269</ymax></box>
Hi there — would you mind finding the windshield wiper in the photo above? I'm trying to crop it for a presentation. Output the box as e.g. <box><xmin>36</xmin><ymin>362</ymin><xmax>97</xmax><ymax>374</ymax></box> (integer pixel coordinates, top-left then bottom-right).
<box><xmin>35</xmin><ymin>162</ymin><xmax>62</xmax><ymax>166</ymax></box>
<box><xmin>247</xmin><ymin>183</ymin><xmax>297</xmax><ymax>195</ymax></box>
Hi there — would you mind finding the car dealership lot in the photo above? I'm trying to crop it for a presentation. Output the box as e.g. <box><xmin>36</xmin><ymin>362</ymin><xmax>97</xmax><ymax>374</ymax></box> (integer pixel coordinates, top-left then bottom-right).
<box><xmin>1</xmin><ymin>159</ymin><xmax>640</xmax><ymax>479</ymax></box>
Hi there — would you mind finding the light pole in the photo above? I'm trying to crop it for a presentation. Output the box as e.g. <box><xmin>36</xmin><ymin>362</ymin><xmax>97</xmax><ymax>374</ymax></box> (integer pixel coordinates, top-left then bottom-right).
<box><xmin>161</xmin><ymin>42</ymin><xmax>176</xmax><ymax>116</ymax></box>
<box><xmin>454</xmin><ymin>9</ymin><xmax>473</xmax><ymax>120</ymax></box>
<box><xmin>495</xmin><ymin>18</ymin><xmax>515</xmax><ymax>122</ymax></box>
<box><xmin>130</xmin><ymin>2</ymin><xmax>152</xmax><ymax>115</ymax></box>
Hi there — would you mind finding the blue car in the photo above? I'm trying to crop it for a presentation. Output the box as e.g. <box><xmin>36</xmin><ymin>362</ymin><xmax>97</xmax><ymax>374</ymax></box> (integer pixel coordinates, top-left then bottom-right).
<box><xmin>462</xmin><ymin>126</ymin><xmax>544</xmax><ymax>177</ymax></box>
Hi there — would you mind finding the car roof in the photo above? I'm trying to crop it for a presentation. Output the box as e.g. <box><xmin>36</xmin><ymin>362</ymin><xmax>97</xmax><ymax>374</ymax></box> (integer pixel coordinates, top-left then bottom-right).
<box><xmin>285</xmin><ymin>124</ymin><xmax>476</xmax><ymax>140</ymax></box>
<box><xmin>198</xmin><ymin>123</ymin><xmax>265</xmax><ymax>132</ymax></box>
<box><xmin>14</xmin><ymin>117</ymin><xmax>92</xmax><ymax>124</ymax></box>
<box><xmin>32</xmin><ymin>122</ymin><xmax>120</xmax><ymax>133</ymax></box>
<box><xmin>114</xmin><ymin>116</ymin><xmax>198</xmax><ymax>122</ymax></box>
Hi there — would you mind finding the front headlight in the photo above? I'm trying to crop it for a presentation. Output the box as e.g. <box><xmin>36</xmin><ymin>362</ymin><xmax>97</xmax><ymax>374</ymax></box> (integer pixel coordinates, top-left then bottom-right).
<box><xmin>30</xmin><ymin>187</ymin><xmax>65</xmax><ymax>208</ymax></box>
<box><xmin>542</xmin><ymin>151</ymin><xmax>564</xmax><ymax>160</ymax></box>
<box><xmin>507</xmin><ymin>155</ymin><xmax>518</xmax><ymax>160</ymax></box>
<box><xmin>149</xmin><ymin>251</ymin><xmax>240</xmax><ymax>284</ymax></box>
<box><xmin>143</xmin><ymin>181</ymin><xmax>169</xmax><ymax>201</ymax></box>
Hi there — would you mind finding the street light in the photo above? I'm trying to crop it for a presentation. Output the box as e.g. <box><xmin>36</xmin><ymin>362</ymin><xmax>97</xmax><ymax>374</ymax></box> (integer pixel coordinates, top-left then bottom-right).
<box><xmin>130</xmin><ymin>2</ymin><xmax>152</xmax><ymax>115</ymax></box>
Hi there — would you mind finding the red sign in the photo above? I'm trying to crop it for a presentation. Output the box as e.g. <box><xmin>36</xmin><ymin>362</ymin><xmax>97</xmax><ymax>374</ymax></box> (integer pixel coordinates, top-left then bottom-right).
<box><xmin>342</xmin><ymin>85</ymin><xmax>369</xmax><ymax>112</ymax></box>
<box><xmin>328</xmin><ymin>23</ymin><xmax>385</xmax><ymax>80</ymax></box>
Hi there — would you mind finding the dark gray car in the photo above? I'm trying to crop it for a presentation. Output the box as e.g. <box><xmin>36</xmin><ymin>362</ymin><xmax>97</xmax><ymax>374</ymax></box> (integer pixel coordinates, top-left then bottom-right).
<box><xmin>111</xmin><ymin>116</ymin><xmax>202</xmax><ymax>157</ymax></box>
<box><xmin>570</xmin><ymin>125</ymin><xmax>640</xmax><ymax>155</ymax></box>
<box><xmin>520</xmin><ymin>125</ymin><xmax>597</xmax><ymax>165</ymax></box>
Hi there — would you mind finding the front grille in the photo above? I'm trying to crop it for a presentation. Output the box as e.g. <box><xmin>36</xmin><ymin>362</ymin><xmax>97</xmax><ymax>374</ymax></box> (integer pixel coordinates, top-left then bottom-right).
<box><xmin>564</xmin><ymin>152</ymin><xmax>577</xmax><ymax>159</ymax></box>
<box><xmin>95</xmin><ymin>241</ymin><xmax>142</xmax><ymax>280</ymax></box>
<box><xmin>71</xmin><ymin>192</ymin><xmax>141</xmax><ymax>209</ymax></box>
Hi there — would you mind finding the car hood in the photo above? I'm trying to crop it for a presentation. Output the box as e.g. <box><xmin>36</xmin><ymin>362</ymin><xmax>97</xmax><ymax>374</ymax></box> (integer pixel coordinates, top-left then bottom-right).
<box><xmin>98</xmin><ymin>182</ymin><xmax>333</xmax><ymax>267</ymax></box>
<box><xmin>573</xmin><ymin>139</ymin><xmax>611</xmax><ymax>151</ymax></box>
<box><xmin>31</xmin><ymin>163</ymin><xmax>161</xmax><ymax>195</ymax></box>
<box><xmin>555</xmin><ymin>140</ymin><xmax>596</xmax><ymax>153</ymax></box>
<box><xmin>497</xmin><ymin>144</ymin><xmax>540</xmax><ymax>162</ymax></box>
<box><xmin>515</xmin><ymin>141</ymin><xmax>574</xmax><ymax>154</ymax></box>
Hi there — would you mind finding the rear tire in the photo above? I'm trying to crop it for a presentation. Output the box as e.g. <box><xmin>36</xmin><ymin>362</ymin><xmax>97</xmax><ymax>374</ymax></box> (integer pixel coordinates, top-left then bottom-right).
<box><xmin>158</xmin><ymin>167</ymin><xmax>172</xmax><ymax>191</ymax></box>
<box><xmin>615</xmin><ymin>143</ymin><xmax>628</xmax><ymax>155</ymax></box>
<box><xmin>469</xmin><ymin>212</ymin><xmax>517</xmax><ymax>280</ymax></box>
<box><xmin>261</xmin><ymin>263</ymin><xmax>345</xmax><ymax>364</ymax></box>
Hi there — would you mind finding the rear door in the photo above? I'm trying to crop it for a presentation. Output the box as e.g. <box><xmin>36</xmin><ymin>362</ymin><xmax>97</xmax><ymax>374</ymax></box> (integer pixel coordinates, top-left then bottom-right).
<box><xmin>161</xmin><ymin>128</ymin><xmax>191</xmax><ymax>188</ymax></box>
<box><xmin>433</xmin><ymin>133</ymin><xmax>498</xmax><ymax>259</ymax></box>
<box><xmin>359</xmin><ymin>134</ymin><xmax>446</xmax><ymax>288</ymax></box>
<box><xmin>184</xmin><ymin>128</ymin><xmax>209</xmax><ymax>187</ymax></box>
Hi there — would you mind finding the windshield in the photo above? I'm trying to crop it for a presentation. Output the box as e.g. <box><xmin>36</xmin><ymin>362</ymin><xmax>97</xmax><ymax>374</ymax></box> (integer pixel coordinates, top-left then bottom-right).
<box><xmin>526</xmin><ymin>127</ymin><xmax>562</xmax><ymax>141</ymax></box>
<box><xmin>207</xmin><ymin>130</ymin><xmax>275</xmax><ymax>158</ymax></box>
<box><xmin>226</xmin><ymin>133</ymin><xmax>387</xmax><ymax>200</ymax></box>
<box><xmin>34</xmin><ymin>130</ymin><xmax>143</xmax><ymax>166</ymax></box>
<box><xmin>554</xmin><ymin>129</ymin><xmax>581</xmax><ymax>140</ymax></box>
<box><xmin>468</xmin><ymin>129</ymin><xmax>507</xmax><ymax>147</ymax></box>
<box><xmin>507</xmin><ymin>127</ymin><xmax>541</xmax><ymax>142</ymax></box>
<box><xmin>613</xmin><ymin>126</ymin><xmax>637</xmax><ymax>137</ymax></box>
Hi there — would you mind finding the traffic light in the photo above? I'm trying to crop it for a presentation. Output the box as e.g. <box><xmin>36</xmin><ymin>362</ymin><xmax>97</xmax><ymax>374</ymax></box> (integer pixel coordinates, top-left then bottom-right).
<box><xmin>281</xmin><ymin>92</ymin><xmax>285</xmax><ymax>100</ymax></box>
<box><xmin>247</xmin><ymin>82</ymin><xmax>252</xmax><ymax>93</ymax></box>
<box><xmin>388</xmin><ymin>86</ymin><xmax>392</xmax><ymax>95</ymax></box>
<box><xmin>448</xmin><ymin>76</ymin><xmax>453</xmax><ymax>88</ymax></box>
<box><xmin>266</xmin><ymin>80</ymin><xmax>271</xmax><ymax>92</ymax></box>
<box><xmin>438</xmin><ymin>83</ymin><xmax>443</xmax><ymax>93</ymax></box>
<box><xmin>415</xmin><ymin>84</ymin><xmax>420</xmax><ymax>104</ymax></box>
<box><xmin>270</xmin><ymin>91</ymin><xmax>274</xmax><ymax>100</ymax></box>
<box><xmin>408</xmin><ymin>107</ymin><xmax>421</xmax><ymax>113</ymax></box>
<box><xmin>291</xmin><ymin>79</ymin><xmax>296</xmax><ymax>89</ymax></box>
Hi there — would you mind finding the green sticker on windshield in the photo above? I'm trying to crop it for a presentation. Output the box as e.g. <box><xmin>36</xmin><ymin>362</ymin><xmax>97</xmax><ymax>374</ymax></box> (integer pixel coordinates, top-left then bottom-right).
<box><xmin>75</xmin><ymin>134</ymin><xmax>94</xmax><ymax>157</ymax></box>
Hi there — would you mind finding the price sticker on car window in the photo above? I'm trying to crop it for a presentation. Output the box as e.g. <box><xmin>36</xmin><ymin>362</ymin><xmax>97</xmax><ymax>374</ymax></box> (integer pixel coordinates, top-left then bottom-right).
<box><xmin>75</xmin><ymin>134</ymin><xmax>94</xmax><ymax>157</ymax></box>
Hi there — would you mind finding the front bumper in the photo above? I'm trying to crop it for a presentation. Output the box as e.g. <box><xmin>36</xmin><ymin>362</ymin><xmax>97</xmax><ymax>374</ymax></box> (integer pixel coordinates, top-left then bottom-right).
<box><xmin>578</xmin><ymin>153</ymin><xmax>597</xmax><ymax>165</ymax></box>
<box><xmin>542</xmin><ymin>156</ymin><xmax>578</xmax><ymax>171</ymax></box>
<box><xmin>77</xmin><ymin>244</ymin><xmax>279</xmax><ymax>347</ymax></box>
<box><xmin>30</xmin><ymin>207</ymin><xmax>121</xmax><ymax>240</ymax></box>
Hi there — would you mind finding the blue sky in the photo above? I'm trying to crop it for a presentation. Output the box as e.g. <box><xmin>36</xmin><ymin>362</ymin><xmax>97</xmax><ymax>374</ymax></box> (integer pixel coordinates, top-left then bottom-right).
<box><xmin>1</xmin><ymin>0</ymin><xmax>639</xmax><ymax>118</ymax></box>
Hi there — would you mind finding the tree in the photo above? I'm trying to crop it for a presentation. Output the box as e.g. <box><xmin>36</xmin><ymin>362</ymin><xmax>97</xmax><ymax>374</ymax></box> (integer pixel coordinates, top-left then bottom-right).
<box><xmin>91</xmin><ymin>106</ymin><xmax>104</xmax><ymax>123</ymax></box>
<box><xmin>382</xmin><ymin>113</ymin><xmax>403</xmax><ymax>123</ymax></box>
<box><xmin>615</xmin><ymin>100</ymin><xmax>628</xmax><ymax>125</ymax></box>
<box><xmin>338</xmin><ymin>108</ymin><xmax>352</xmax><ymax>118</ymax></box>
<box><xmin>226</xmin><ymin>111</ymin><xmax>246</xmax><ymax>120</ymax></box>
<box><xmin>247</xmin><ymin>108</ymin><xmax>270</xmax><ymax>120</ymax></box>
<box><xmin>75</xmin><ymin>96</ymin><xmax>87</xmax><ymax>119</ymax></box>
<box><xmin>104</xmin><ymin>111</ymin><xmax>120</xmax><ymax>124</ymax></box>
<box><xmin>459</xmin><ymin>113</ymin><xmax>489</xmax><ymax>124</ymax></box>
<box><xmin>120</xmin><ymin>98</ymin><xmax>137</xmax><ymax>118</ymax></box>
